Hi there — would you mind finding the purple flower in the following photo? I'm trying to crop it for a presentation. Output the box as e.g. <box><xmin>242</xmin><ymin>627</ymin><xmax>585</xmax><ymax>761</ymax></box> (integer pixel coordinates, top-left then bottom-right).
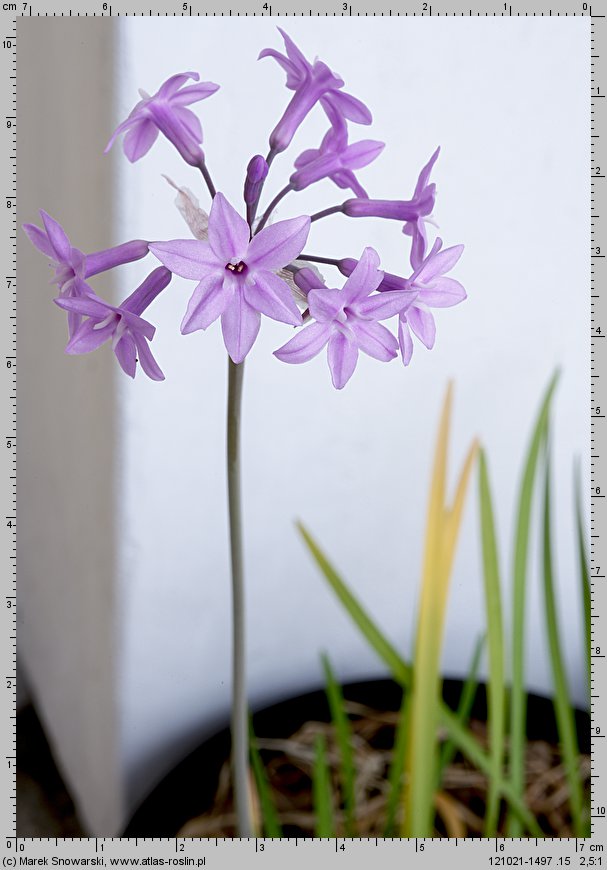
<box><xmin>243</xmin><ymin>155</ymin><xmax>269</xmax><ymax>205</ymax></box>
<box><xmin>274</xmin><ymin>247</ymin><xmax>409</xmax><ymax>389</ymax></box>
<box><xmin>150</xmin><ymin>193</ymin><xmax>310</xmax><ymax>364</ymax></box>
<box><xmin>397</xmin><ymin>238</ymin><xmax>466</xmax><ymax>365</ymax></box>
<box><xmin>23</xmin><ymin>210</ymin><xmax>151</xmax><ymax>337</ymax></box>
<box><xmin>342</xmin><ymin>188</ymin><xmax>436</xmax><ymax>221</ymax></box>
<box><xmin>105</xmin><ymin>72</ymin><xmax>219</xmax><ymax>166</ymax></box>
<box><xmin>259</xmin><ymin>28</ymin><xmax>372</xmax><ymax>153</ymax></box>
<box><xmin>54</xmin><ymin>267</ymin><xmax>172</xmax><ymax>381</ymax></box>
<box><xmin>402</xmin><ymin>147</ymin><xmax>440</xmax><ymax>268</ymax></box>
<box><xmin>338</xmin><ymin>257</ymin><xmax>418</xmax><ymax>307</ymax></box>
<box><xmin>291</xmin><ymin>106</ymin><xmax>384</xmax><ymax>196</ymax></box>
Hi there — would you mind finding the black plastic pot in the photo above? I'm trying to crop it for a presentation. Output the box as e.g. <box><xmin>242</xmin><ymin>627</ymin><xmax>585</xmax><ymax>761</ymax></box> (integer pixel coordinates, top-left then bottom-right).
<box><xmin>123</xmin><ymin>678</ymin><xmax>590</xmax><ymax>837</ymax></box>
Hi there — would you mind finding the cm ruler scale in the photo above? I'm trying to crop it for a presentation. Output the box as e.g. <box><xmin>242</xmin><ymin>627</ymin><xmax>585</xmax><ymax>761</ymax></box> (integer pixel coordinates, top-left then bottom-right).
<box><xmin>4</xmin><ymin>2</ymin><xmax>603</xmax><ymax>864</ymax></box>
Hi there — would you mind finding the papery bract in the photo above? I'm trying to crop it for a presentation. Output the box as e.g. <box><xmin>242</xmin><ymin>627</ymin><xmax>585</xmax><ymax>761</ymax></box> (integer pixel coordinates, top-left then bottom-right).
<box><xmin>54</xmin><ymin>266</ymin><xmax>172</xmax><ymax>381</ymax></box>
<box><xmin>105</xmin><ymin>71</ymin><xmax>219</xmax><ymax>166</ymax></box>
<box><xmin>150</xmin><ymin>193</ymin><xmax>310</xmax><ymax>364</ymax></box>
<box><xmin>275</xmin><ymin>247</ymin><xmax>409</xmax><ymax>389</ymax></box>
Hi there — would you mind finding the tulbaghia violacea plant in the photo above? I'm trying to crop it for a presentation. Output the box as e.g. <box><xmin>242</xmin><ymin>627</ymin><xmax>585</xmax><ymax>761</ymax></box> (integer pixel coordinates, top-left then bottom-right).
<box><xmin>25</xmin><ymin>27</ymin><xmax>466</xmax><ymax>836</ymax></box>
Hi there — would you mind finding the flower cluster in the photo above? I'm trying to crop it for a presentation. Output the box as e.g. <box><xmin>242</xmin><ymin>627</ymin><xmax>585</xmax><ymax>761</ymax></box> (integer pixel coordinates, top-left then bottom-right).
<box><xmin>25</xmin><ymin>28</ymin><xmax>465</xmax><ymax>389</ymax></box>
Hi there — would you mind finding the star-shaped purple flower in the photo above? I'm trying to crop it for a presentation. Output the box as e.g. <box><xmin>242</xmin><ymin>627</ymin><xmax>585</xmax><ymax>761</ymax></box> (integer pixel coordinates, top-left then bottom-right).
<box><xmin>402</xmin><ymin>147</ymin><xmax>440</xmax><ymax>269</ymax></box>
<box><xmin>291</xmin><ymin>105</ymin><xmax>384</xmax><ymax>196</ymax></box>
<box><xmin>150</xmin><ymin>193</ymin><xmax>310</xmax><ymax>364</ymax></box>
<box><xmin>260</xmin><ymin>28</ymin><xmax>372</xmax><ymax>153</ymax></box>
<box><xmin>54</xmin><ymin>267</ymin><xmax>172</xmax><ymax>381</ymax></box>
<box><xmin>105</xmin><ymin>72</ymin><xmax>219</xmax><ymax>166</ymax></box>
<box><xmin>397</xmin><ymin>238</ymin><xmax>466</xmax><ymax>365</ymax></box>
<box><xmin>274</xmin><ymin>247</ymin><xmax>409</xmax><ymax>389</ymax></box>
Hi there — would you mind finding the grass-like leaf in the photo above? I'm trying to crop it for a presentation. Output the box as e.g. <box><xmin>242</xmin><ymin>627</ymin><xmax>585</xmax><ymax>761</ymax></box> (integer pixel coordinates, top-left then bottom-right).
<box><xmin>574</xmin><ymin>459</ymin><xmax>591</xmax><ymax>695</ymax></box>
<box><xmin>478</xmin><ymin>450</ymin><xmax>506</xmax><ymax>837</ymax></box>
<box><xmin>507</xmin><ymin>371</ymin><xmax>559</xmax><ymax>836</ymax></box>
<box><xmin>383</xmin><ymin>688</ymin><xmax>409</xmax><ymax>837</ymax></box>
<box><xmin>403</xmin><ymin>385</ymin><xmax>478</xmax><ymax>836</ymax></box>
<box><xmin>541</xmin><ymin>454</ymin><xmax>584</xmax><ymax>837</ymax></box>
<box><xmin>313</xmin><ymin>733</ymin><xmax>335</xmax><ymax>838</ymax></box>
<box><xmin>321</xmin><ymin>653</ymin><xmax>356</xmax><ymax>837</ymax></box>
<box><xmin>437</xmin><ymin>634</ymin><xmax>484</xmax><ymax>784</ymax></box>
<box><xmin>297</xmin><ymin>522</ymin><xmax>542</xmax><ymax>836</ymax></box>
<box><xmin>249</xmin><ymin>720</ymin><xmax>282</xmax><ymax>837</ymax></box>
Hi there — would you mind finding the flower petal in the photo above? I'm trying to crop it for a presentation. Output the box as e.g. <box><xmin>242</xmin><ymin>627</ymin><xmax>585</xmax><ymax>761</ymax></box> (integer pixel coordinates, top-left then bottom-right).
<box><xmin>181</xmin><ymin>275</ymin><xmax>231</xmax><ymax>334</ymax></box>
<box><xmin>170</xmin><ymin>81</ymin><xmax>220</xmax><ymax>106</ymax></box>
<box><xmin>415</xmin><ymin>243</ymin><xmax>464</xmax><ymax>284</ymax></box>
<box><xmin>172</xmin><ymin>106</ymin><xmax>203</xmax><ymax>144</ymax></box>
<box><xmin>123</xmin><ymin>119</ymin><xmax>159</xmax><ymax>163</ymax></box>
<box><xmin>208</xmin><ymin>193</ymin><xmax>250</xmax><ymax>263</ymax></box>
<box><xmin>342</xmin><ymin>247</ymin><xmax>383</xmax><ymax>303</ymax></box>
<box><xmin>418</xmin><ymin>277</ymin><xmax>466</xmax><ymax>308</ymax></box>
<box><xmin>341</xmin><ymin>139</ymin><xmax>385</xmax><ymax>170</ymax></box>
<box><xmin>327</xmin><ymin>331</ymin><xmax>358</xmax><ymax>389</ymax></box>
<box><xmin>414</xmin><ymin>146</ymin><xmax>440</xmax><ymax>198</ymax></box>
<box><xmin>322</xmin><ymin>90</ymin><xmax>372</xmax><ymax>125</ymax></box>
<box><xmin>65</xmin><ymin>318</ymin><xmax>116</xmax><ymax>354</ymax></box>
<box><xmin>274</xmin><ymin>321</ymin><xmax>331</xmax><ymax>364</ymax></box>
<box><xmin>352</xmin><ymin>320</ymin><xmax>398</xmax><ymax>361</ymax></box>
<box><xmin>54</xmin><ymin>293</ymin><xmax>112</xmax><ymax>318</ymax></box>
<box><xmin>22</xmin><ymin>222</ymin><xmax>54</xmax><ymax>257</ymax></box>
<box><xmin>398</xmin><ymin>317</ymin><xmax>413</xmax><ymax>366</ymax></box>
<box><xmin>352</xmin><ymin>289</ymin><xmax>414</xmax><ymax>320</ymax></box>
<box><xmin>407</xmin><ymin>304</ymin><xmax>436</xmax><ymax>349</ymax></box>
<box><xmin>150</xmin><ymin>239</ymin><xmax>218</xmax><ymax>280</ymax></box>
<box><xmin>40</xmin><ymin>211</ymin><xmax>71</xmax><ymax>263</ymax></box>
<box><xmin>244</xmin><ymin>271</ymin><xmax>302</xmax><ymax>326</ymax></box>
<box><xmin>307</xmin><ymin>287</ymin><xmax>343</xmax><ymax>323</ymax></box>
<box><xmin>246</xmin><ymin>215</ymin><xmax>310</xmax><ymax>271</ymax></box>
<box><xmin>114</xmin><ymin>331</ymin><xmax>138</xmax><ymax>378</ymax></box>
<box><xmin>156</xmin><ymin>71</ymin><xmax>199</xmax><ymax>99</ymax></box>
<box><xmin>221</xmin><ymin>293</ymin><xmax>261</xmax><ymax>364</ymax></box>
<box><xmin>133</xmin><ymin>334</ymin><xmax>165</xmax><ymax>381</ymax></box>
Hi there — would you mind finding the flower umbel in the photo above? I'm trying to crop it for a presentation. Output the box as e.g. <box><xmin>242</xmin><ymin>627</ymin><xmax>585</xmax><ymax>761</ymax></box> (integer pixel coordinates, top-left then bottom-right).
<box><xmin>105</xmin><ymin>72</ymin><xmax>219</xmax><ymax>166</ymax></box>
<box><xmin>150</xmin><ymin>193</ymin><xmax>310</xmax><ymax>363</ymax></box>
<box><xmin>275</xmin><ymin>247</ymin><xmax>409</xmax><ymax>389</ymax></box>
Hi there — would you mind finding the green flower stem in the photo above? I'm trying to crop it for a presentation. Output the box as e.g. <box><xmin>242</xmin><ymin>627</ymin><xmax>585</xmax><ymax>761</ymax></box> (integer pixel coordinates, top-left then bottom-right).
<box><xmin>226</xmin><ymin>356</ymin><xmax>252</xmax><ymax>836</ymax></box>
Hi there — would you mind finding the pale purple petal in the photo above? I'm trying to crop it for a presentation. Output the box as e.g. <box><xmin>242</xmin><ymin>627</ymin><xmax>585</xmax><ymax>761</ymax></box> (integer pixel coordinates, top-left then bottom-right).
<box><xmin>172</xmin><ymin>106</ymin><xmax>203</xmax><ymax>144</ymax></box>
<box><xmin>257</xmin><ymin>48</ymin><xmax>300</xmax><ymax>88</ymax></box>
<box><xmin>65</xmin><ymin>319</ymin><xmax>117</xmax><ymax>354</ymax></box>
<box><xmin>415</xmin><ymin>243</ymin><xmax>464</xmax><ymax>284</ymax></box>
<box><xmin>104</xmin><ymin>113</ymin><xmax>141</xmax><ymax>154</ymax></box>
<box><xmin>398</xmin><ymin>318</ymin><xmax>414</xmax><ymax>366</ymax></box>
<box><xmin>342</xmin><ymin>247</ymin><xmax>383</xmax><ymax>303</ymax></box>
<box><xmin>277</xmin><ymin>27</ymin><xmax>310</xmax><ymax>77</ymax></box>
<box><xmin>114</xmin><ymin>332</ymin><xmax>138</xmax><ymax>378</ymax></box>
<box><xmin>120</xmin><ymin>309</ymin><xmax>156</xmax><ymax>342</ymax></box>
<box><xmin>246</xmin><ymin>215</ymin><xmax>310</xmax><ymax>271</ymax></box>
<box><xmin>407</xmin><ymin>305</ymin><xmax>436</xmax><ymax>349</ymax></box>
<box><xmin>168</xmin><ymin>82</ymin><xmax>219</xmax><ymax>106</ymax></box>
<box><xmin>415</xmin><ymin>146</ymin><xmax>440</xmax><ymax>198</ymax></box>
<box><xmin>54</xmin><ymin>294</ymin><xmax>112</xmax><ymax>318</ymax></box>
<box><xmin>244</xmin><ymin>271</ymin><xmax>302</xmax><ymax>326</ymax></box>
<box><xmin>157</xmin><ymin>71</ymin><xmax>199</xmax><ymax>99</ymax></box>
<box><xmin>23</xmin><ymin>222</ymin><xmax>54</xmax><ymax>257</ymax></box>
<box><xmin>294</xmin><ymin>147</ymin><xmax>320</xmax><ymax>168</ymax></box>
<box><xmin>327</xmin><ymin>331</ymin><xmax>358</xmax><ymax>389</ymax></box>
<box><xmin>274</xmin><ymin>321</ymin><xmax>331</xmax><ymax>364</ymax></box>
<box><xmin>133</xmin><ymin>335</ymin><xmax>165</xmax><ymax>381</ymax></box>
<box><xmin>150</xmin><ymin>239</ymin><xmax>219</xmax><ymax>279</ymax></box>
<box><xmin>181</xmin><ymin>275</ymin><xmax>232</xmax><ymax>334</ymax></box>
<box><xmin>352</xmin><ymin>320</ymin><xmax>398</xmax><ymax>361</ymax></box>
<box><xmin>418</xmin><ymin>277</ymin><xmax>466</xmax><ymax>308</ymax></box>
<box><xmin>341</xmin><ymin>139</ymin><xmax>384</xmax><ymax>170</ymax></box>
<box><xmin>351</xmin><ymin>289</ymin><xmax>413</xmax><ymax>320</ymax></box>
<box><xmin>221</xmin><ymin>293</ymin><xmax>261</xmax><ymax>364</ymax></box>
<box><xmin>123</xmin><ymin>119</ymin><xmax>159</xmax><ymax>163</ymax></box>
<box><xmin>322</xmin><ymin>90</ymin><xmax>372</xmax><ymax>125</ymax></box>
<box><xmin>85</xmin><ymin>240</ymin><xmax>150</xmax><ymax>278</ymax></box>
<box><xmin>40</xmin><ymin>211</ymin><xmax>71</xmax><ymax>263</ymax></box>
<box><xmin>208</xmin><ymin>193</ymin><xmax>250</xmax><ymax>263</ymax></box>
<box><xmin>307</xmin><ymin>287</ymin><xmax>344</xmax><ymax>323</ymax></box>
<box><xmin>332</xmin><ymin>169</ymin><xmax>367</xmax><ymax>198</ymax></box>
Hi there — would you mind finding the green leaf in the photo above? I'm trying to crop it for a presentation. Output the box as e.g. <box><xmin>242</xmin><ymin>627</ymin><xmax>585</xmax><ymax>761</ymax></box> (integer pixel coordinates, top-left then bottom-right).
<box><xmin>574</xmin><ymin>458</ymin><xmax>591</xmax><ymax>696</ymax></box>
<box><xmin>507</xmin><ymin>371</ymin><xmax>559</xmax><ymax>836</ymax></box>
<box><xmin>321</xmin><ymin>654</ymin><xmax>356</xmax><ymax>837</ymax></box>
<box><xmin>298</xmin><ymin>522</ymin><xmax>542</xmax><ymax>837</ymax></box>
<box><xmin>478</xmin><ymin>450</ymin><xmax>506</xmax><ymax>837</ymax></box>
<box><xmin>313</xmin><ymin>733</ymin><xmax>335</xmax><ymax>838</ymax></box>
<box><xmin>249</xmin><ymin>720</ymin><xmax>282</xmax><ymax>837</ymax></box>
<box><xmin>542</xmin><ymin>454</ymin><xmax>584</xmax><ymax>837</ymax></box>
<box><xmin>437</xmin><ymin>634</ymin><xmax>484</xmax><ymax>784</ymax></box>
<box><xmin>384</xmin><ymin>689</ymin><xmax>409</xmax><ymax>837</ymax></box>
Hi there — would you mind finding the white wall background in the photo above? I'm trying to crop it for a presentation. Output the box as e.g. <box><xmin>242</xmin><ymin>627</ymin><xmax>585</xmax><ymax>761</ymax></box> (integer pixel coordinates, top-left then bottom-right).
<box><xmin>19</xmin><ymin>17</ymin><xmax>590</xmax><ymax>835</ymax></box>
